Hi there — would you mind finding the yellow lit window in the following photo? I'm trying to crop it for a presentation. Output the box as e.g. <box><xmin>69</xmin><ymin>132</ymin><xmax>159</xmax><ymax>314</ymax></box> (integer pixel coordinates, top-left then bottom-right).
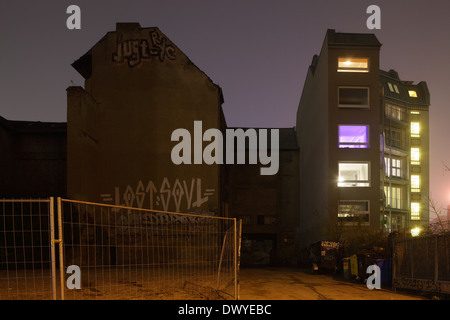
<box><xmin>411</xmin><ymin>202</ymin><xmax>420</xmax><ymax>220</ymax></box>
<box><xmin>409</xmin><ymin>90</ymin><xmax>418</xmax><ymax>98</ymax></box>
<box><xmin>410</xmin><ymin>111</ymin><xmax>420</xmax><ymax>115</ymax></box>
<box><xmin>338</xmin><ymin>58</ymin><xmax>369</xmax><ymax>73</ymax></box>
<box><xmin>411</xmin><ymin>122</ymin><xmax>420</xmax><ymax>137</ymax></box>
<box><xmin>411</xmin><ymin>148</ymin><xmax>420</xmax><ymax>165</ymax></box>
<box><xmin>384</xmin><ymin>186</ymin><xmax>402</xmax><ymax>209</ymax></box>
<box><xmin>411</xmin><ymin>175</ymin><xmax>420</xmax><ymax>192</ymax></box>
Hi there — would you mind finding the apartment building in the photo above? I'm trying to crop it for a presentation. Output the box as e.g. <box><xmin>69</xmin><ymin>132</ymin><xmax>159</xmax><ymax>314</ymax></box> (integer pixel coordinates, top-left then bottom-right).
<box><xmin>381</xmin><ymin>69</ymin><xmax>430</xmax><ymax>233</ymax></box>
<box><xmin>296</xmin><ymin>30</ymin><xmax>430</xmax><ymax>248</ymax></box>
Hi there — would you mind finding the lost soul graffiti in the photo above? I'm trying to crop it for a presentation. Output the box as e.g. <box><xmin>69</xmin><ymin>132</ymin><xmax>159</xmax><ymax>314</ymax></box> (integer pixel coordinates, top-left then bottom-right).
<box><xmin>100</xmin><ymin>177</ymin><xmax>215</xmax><ymax>212</ymax></box>
<box><xmin>112</xmin><ymin>29</ymin><xmax>177</xmax><ymax>67</ymax></box>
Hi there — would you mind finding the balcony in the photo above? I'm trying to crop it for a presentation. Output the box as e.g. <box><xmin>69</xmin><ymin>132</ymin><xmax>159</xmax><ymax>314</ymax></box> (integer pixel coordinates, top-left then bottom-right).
<box><xmin>385</xmin><ymin>103</ymin><xmax>409</xmax><ymax>125</ymax></box>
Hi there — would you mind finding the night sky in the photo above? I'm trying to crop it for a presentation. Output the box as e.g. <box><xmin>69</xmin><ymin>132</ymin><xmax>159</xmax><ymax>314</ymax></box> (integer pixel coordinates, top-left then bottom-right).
<box><xmin>1</xmin><ymin>1</ymin><xmax>449</xmax><ymax>218</ymax></box>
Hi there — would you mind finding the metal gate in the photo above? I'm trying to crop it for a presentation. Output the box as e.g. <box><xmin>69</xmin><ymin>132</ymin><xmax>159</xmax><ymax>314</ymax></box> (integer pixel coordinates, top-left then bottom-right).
<box><xmin>1</xmin><ymin>198</ymin><xmax>241</xmax><ymax>300</ymax></box>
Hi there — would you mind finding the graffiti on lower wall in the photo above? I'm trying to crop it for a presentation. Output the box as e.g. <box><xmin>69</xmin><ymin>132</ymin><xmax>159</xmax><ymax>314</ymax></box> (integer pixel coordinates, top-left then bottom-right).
<box><xmin>393</xmin><ymin>278</ymin><xmax>437</xmax><ymax>292</ymax></box>
<box><xmin>100</xmin><ymin>177</ymin><xmax>215</xmax><ymax>212</ymax></box>
<box><xmin>112</xmin><ymin>29</ymin><xmax>177</xmax><ymax>67</ymax></box>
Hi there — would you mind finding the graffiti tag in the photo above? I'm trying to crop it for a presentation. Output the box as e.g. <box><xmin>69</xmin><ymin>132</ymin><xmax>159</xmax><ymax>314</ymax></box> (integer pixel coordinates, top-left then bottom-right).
<box><xmin>112</xmin><ymin>30</ymin><xmax>177</xmax><ymax>67</ymax></box>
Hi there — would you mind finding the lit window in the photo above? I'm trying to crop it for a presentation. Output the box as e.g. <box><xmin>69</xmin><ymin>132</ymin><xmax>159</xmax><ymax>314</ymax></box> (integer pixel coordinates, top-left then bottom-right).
<box><xmin>338</xmin><ymin>58</ymin><xmax>369</xmax><ymax>73</ymax></box>
<box><xmin>387</xmin><ymin>83</ymin><xmax>394</xmax><ymax>92</ymax></box>
<box><xmin>409</xmin><ymin>90</ymin><xmax>418</xmax><ymax>98</ymax></box>
<box><xmin>338</xmin><ymin>201</ymin><xmax>369</xmax><ymax>225</ymax></box>
<box><xmin>411</xmin><ymin>202</ymin><xmax>420</xmax><ymax>220</ymax></box>
<box><xmin>339</xmin><ymin>125</ymin><xmax>369</xmax><ymax>148</ymax></box>
<box><xmin>385</xmin><ymin>157</ymin><xmax>402</xmax><ymax>178</ymax></box>
<box><xmin>411</xmin><ymin>122</ymin><xmax>420</xmax><ymax>137</ymax></box>
<box><xmin>410</xmin><ymin>111</ymin><xmax>420</xmax><ymax>115</ymax></box>
<box><xmin>384</xmin><ymin>186</ymin><xmax>402</xmax><ymax>209</ymax></box>
<box><xmin>338</xmin><ymin>162</ymin><xmax>370</xmax><ymax>187</ymax></box>
<box><xmin>411</xmin><ymin>175</ymin><xmax>420</xmax><ymax>193</ymax></box>
<box><xmin>411</xmin><ymin>148</ymin><xmax>420</xmax><ymax>165</ymax></box>
<box><xmin>393</xmin><ymin>84</ymin><xmax>400</xmax><ymax>94</ymax></box>
<box><xmin>338</xmin><ymin>87</ymin><xmax>369</xmax><ymax>108</ymax></box>
<box><xmin>385</xmin><ymin>104</ymin><xmax>405</xmax><ymax>121</ymax></box>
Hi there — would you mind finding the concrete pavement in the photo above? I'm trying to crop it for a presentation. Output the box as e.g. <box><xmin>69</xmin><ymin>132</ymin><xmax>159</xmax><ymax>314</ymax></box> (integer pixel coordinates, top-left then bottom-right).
<box><xmin>238</xmin><ymin>267</ymin><xmax>427</xmax><ymax>300</ymax></box>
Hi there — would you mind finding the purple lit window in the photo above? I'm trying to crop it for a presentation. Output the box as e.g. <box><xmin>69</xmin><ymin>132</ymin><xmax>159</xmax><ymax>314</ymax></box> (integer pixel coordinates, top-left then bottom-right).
<box><xmin>339</xmin><ymin>125</ymin><xmax>369</xmax><ymax>148</ymax></box>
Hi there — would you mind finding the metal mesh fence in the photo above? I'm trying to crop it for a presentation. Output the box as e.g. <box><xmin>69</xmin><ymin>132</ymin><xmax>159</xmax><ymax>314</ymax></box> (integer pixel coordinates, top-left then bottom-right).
<box><xmin>59</xmin><ymin>199</ymin><xmax>240</xmax><ymax>300</ymax></box>
<box><xmin>0</xmin><ymin>199</ymin><xmax>55</xmax><ymax>300</ymax></box>
<box><xmin>393</xmin><ymin>233</ymin><xmax>450</xmax><ymax>294</ymax></box>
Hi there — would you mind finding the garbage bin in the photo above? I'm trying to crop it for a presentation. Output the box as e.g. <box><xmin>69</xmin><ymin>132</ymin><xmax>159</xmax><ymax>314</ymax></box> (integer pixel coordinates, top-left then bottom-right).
<box><xmin>356</xmin><ymin>248</ymin><xmax>384</xmax><ymax>281</ymax></box>
<box><xmin>374</xmin><ymin>259</ymin><xmax>392</xmax><ymax>288</ymax></box>
<box><xmin>349</xmin><ymin>254</ymin><xmax>358</xmax><ymax>280</ymax></box>
<box><xmin>342</xmin><ymin>258</ymin><xmax>351</xmax><ymax>280</ymax></box>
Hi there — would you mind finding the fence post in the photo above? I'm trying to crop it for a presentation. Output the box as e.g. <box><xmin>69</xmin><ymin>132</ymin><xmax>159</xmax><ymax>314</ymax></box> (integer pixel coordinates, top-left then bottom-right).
<box><xmin>57</xmin><ymin>197</ymin><xmax>65</xmax><ymax>300</ymax></box>
<box><xmin>392</xmin><ymin>239</ymin><xmax>396</xmax><ymax>292</ymax></box>
<box><xmin>50</xmin><ymin>197</ymin><xmax>57</xmax><ymax>300</ymax></box>
<box><xmin>435</xmin><ymin>235</ymin><xmax>439</xmax><ymax>288</ymax></box>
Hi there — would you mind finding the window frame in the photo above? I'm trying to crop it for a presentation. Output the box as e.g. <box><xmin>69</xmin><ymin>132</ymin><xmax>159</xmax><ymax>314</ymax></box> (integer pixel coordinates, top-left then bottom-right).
<box><xmin>393</xmin><ymin>84</ymin><xmax>400</xmax><ymax>94</ymax></box>
<box><xmin>385</xmin><ymin>156</ymin><xmax>403</xmax><ymax>178</ymax></box>
<box><xmin>385</xmin><ymin>127</ymin><xmax>404</xmax><ymax>150</ymax></box>
<box><xmin>338</xmin><ymin>124</ymin><xmax>370</xmax><ymax>149</ymax></box>
<box><xmin>411</xmin><ymin>122</ymin><xmax>420</xmax><ymax>138</ymax></box>
<box><xmin>411</xmin><ymin>175</ymin><xmax>420</xmax><ymax>193</ymax></box>
<box><xmin>408</xmin><ymin>90</ymin><xmax>418</xmax><ymax>98</ymax></box>
<box><xmin>337</xmin><ymin>57</ymin><xmax>369</xmax><ymax>73</ymax></box>
<box><xmin>338</xmin><ymin>86</ymin><xmax>370</xmax><ymax>109</ymax></box>
<box><xmin>411</xmin><ymin>202</ymin><xmax>420</xmax><ymax>220</ymax></box>
<box><xmin>338</xmin><ymin>200</ymin><xmax>370</xmax><ymax>226</ymax></box>
<box><xmin>338</xmin><ymin>161</ymin><xmax>371</xmax><ymax>187</ymax></box>
<box><xmin>384</xmin><ymin>185</ymin><xmax>403</xmax><ymax>210</ymax></box>
<box><xmin>387</xmin><ymin>82</ymin><xmax>394</xmax><ymax>93</ymax></box>
<box><xmin>411</xmin><ymin>147</ymin><xmax>420</xmax><ymax>165</ymax></box>
<box><xmin>385</xmin><ymin>103</ymin><xmax>406</xmax><ymax>122</ymax></box>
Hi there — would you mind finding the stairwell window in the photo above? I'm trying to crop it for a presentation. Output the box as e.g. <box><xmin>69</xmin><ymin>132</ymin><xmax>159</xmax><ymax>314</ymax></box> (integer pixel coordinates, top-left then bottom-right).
<box><xmin>411</xmin><ymin>122</ymin><xmax>420</xmax><ymax>138</ymax></box>
<box><xmin>338</xmin><ymin>58</ymin><xmax>369</xmax><ymax>73</ymax></box>
<box><xmin>411</xmin><ymin>202</ymin><xmax>420</xmax><ymax>220</ymax></box>
<box><xmin>411</xmin><ymin>175</ymin><xmax>420</xmax><ymax>193</ymax></box>
<box><xmin>411</xmin><ymin>148</ymin><xmax>420</xmax><ymax>165</ymax></box>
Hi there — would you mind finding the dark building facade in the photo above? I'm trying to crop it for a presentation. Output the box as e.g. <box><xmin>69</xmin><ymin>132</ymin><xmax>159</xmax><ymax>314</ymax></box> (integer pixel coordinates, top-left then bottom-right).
<box><xmin>227</xmin><ymin>128</ymin><xmax>299</xmax><ymax>266</ymax></box>
<box><xmin>0</xmin><ymin>116</ymin><xmax>66</xmax><ymax>198</ymax></box>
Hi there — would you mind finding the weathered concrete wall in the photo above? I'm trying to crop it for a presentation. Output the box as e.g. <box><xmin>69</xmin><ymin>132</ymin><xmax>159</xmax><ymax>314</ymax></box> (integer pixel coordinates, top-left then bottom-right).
<box><xmin>68</xmin><ymin>23</ymin><xmax>224</xmax><ymax>215</ymax></box>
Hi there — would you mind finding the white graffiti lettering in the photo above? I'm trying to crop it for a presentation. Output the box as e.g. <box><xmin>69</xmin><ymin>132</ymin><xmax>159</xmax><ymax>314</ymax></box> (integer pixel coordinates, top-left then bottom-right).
<box><xmin>100</xmin><ymin>177</ymin><xmax>215</xmax><ymax>212</ymax></box>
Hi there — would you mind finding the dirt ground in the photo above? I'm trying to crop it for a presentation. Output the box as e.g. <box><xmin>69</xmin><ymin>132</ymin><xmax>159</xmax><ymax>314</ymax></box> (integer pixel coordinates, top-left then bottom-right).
<box><xmin>0</xmin><ymin>267</ymin><xmax>235</xmax><ymax>300</ymax></box>
<box><xmin>1</xmin><ymin>266</ymin><xmax>430</xmax><ymax>300</ymax></box>
<box><xmin>238</xmin><ymin>267</ymin><xmax>428</xmax><ymax>300</ymax></box>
